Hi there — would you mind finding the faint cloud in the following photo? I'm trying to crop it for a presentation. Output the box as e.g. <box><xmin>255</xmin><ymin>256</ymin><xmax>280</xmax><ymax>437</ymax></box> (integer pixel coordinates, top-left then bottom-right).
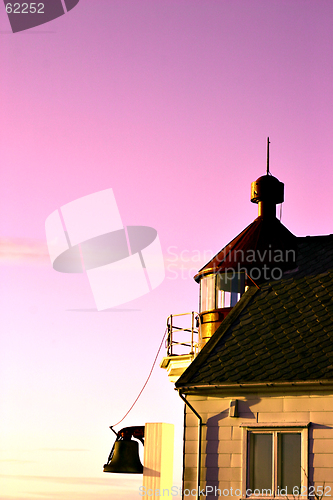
<box><xmin>38</xmin><ymin>448</ymin><xmax>89</xmax><ymax>452</ymax></box>
<box><xmin>0</xmin><ymin>473</ymin><xmax>138</xmax><ymax>486</ymax></box>
<box><xmin>0</xmin><ymin>474</ymin><xmax>144</xmax><ymax>500</ymax></box>
<box><xmin>0</xmin><ymin>459</ymin><xmax>36</xmax><ymax>463</ymax></box>
<box><xmin>0</xmin><ymin>238</ymin><xmax>49</xmax><ymax>265</ymax></box>
<box><xmin>66</xmin><ymin>308</ymin><xmax>141</xmax><ymax>312</ymax></box>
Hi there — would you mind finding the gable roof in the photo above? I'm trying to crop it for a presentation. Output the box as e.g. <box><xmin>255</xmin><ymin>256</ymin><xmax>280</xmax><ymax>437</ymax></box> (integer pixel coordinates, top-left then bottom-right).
<box><xmin>176</xmin><ymin>234</ymin><xmax>333</xmax><ymax>389</ymax></box>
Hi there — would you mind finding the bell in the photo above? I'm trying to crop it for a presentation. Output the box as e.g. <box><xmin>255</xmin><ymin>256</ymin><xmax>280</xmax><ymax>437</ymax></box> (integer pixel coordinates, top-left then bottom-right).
<box><xmin>103</xmin><ymin>439</ymin><xmax>143</xmax><ymax>473</ymax></box>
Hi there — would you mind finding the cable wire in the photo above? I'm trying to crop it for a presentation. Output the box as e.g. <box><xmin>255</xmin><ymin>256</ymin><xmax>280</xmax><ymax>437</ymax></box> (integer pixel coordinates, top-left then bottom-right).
<box><xmin>111</xmin><ymin>327</ymin><xmax>168</xmax><ymax>429</ymax></box>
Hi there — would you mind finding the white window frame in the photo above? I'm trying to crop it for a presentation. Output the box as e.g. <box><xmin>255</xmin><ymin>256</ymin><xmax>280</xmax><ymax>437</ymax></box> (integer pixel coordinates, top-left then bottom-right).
<box><xmin>240</xmin><ymin>423</ymin><xmax>309</xmax><ymax>500</ymax></box>
<box><xmin>200</xmin><ymin>274</ymin><xmax>216</xmax><ymax>312</ymax></box>
<box><xmin>200</xmin><ymin>272</ymin><xmax>246</xmax><ymax>312</ymax></box>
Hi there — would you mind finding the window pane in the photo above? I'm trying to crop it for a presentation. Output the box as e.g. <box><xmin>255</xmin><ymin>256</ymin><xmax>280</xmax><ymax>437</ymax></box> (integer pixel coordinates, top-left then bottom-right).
<box><xmin>216</xmin><ymin>289</ymin><xmax>224</xmax><ymax>308</ymax></box>
<box><xmin>216</xmin><ymin>272</ymin><xmax>245</xmax><ymax>293</ymax></box>
<box><xmin>230</xmin><ymin>292</ymin><xmax>240</xmax><ymax>307</ymax></box>
<box><xmin>216</xmin><ymin>273</ymin><xmax>245</xmax><ymax>308</ymax></box>
<box><xmin>249</xmin><ymin>433</ymin><xmax>273</xmax><ymax>492</ymax></box>
<box><xmin>225</xmin><ymin>292</ymin><xmax>231</xmax><ymax>307</ymax></box>
<box><xmin>200</xmin><ymin>275</ymin><xmax>215</xmax><ymax>311</ymax></box>
<box><xmin>278</xmin><ymin>433</ymin><xmax>301</xmax><ymax>492</ymax></box>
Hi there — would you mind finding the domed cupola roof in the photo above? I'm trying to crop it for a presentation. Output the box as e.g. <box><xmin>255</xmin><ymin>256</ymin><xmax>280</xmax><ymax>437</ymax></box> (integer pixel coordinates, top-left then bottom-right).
<box><xmin>195</xmin><ymin>170</ymin><xmax>297</xmax><ymax>284</ymax></box>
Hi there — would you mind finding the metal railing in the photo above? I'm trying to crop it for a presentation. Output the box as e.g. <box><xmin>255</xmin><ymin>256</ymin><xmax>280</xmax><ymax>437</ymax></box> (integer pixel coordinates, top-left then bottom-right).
<box><xmin>166</xmin><ymin>312</ymin><xmax>201</xmax><ymax>357</ymax></box>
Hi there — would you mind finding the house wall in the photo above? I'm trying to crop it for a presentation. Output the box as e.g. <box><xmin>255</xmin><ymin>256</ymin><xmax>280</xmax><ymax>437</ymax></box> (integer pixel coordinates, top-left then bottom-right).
<box><xmin>183</xmin><ymin>392</ymin><xmax>333</xmax><ymax>500</ymax></box>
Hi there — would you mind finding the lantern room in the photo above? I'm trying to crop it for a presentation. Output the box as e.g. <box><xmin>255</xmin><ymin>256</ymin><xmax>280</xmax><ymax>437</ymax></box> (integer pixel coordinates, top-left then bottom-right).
<box><xmin>197</xmin><ymin>271</ymin><xmax>247</xmax><ymax>349</ymax></box>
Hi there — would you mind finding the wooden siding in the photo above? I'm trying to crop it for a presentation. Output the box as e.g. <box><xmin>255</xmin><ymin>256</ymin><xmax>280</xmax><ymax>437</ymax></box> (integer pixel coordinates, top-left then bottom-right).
<box><xmin>183</xmin><ymin>393</ymin><xmax>333</xmax><ymax>499</ymax></box>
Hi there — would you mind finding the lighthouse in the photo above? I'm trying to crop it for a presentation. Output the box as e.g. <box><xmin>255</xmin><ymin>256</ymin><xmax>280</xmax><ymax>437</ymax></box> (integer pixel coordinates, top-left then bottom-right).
<box><xmin>161</xmin><ymin>158</ymin><xmax>297</xmax><ymax>382</ymax></box>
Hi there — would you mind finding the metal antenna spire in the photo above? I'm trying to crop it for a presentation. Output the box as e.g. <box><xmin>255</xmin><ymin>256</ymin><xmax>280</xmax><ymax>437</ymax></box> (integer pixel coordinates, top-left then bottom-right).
<box><xmin>266</xmin><ymin>137</ymin><xmax>270</xmax><ymax>175</ymax></box>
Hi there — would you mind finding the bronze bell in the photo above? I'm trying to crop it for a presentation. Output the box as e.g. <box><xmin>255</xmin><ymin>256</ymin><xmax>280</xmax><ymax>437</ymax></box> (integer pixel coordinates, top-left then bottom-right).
<box><xmin>103</xmin><ymin>425</ymin><xmax>144</xmax><ymax>474</ymax></box>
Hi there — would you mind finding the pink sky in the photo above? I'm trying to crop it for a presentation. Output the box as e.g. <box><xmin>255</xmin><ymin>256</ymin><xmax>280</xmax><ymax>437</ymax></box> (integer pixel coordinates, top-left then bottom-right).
<box><xmin>0</xmin><ymin>1</ymin><xmax>332</xmax><ymax>499</ymax></box>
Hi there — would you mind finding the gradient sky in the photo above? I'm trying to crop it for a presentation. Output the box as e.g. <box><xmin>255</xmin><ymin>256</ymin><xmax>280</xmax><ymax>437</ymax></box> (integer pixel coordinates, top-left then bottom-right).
<box><xmin>0</xmin><ymin>1</ymin><xmax>332</xmax><ymax>499</ymax></box>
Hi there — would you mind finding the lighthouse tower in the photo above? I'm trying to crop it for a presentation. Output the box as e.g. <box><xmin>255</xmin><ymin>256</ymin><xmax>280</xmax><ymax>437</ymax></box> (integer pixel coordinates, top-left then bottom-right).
<box><xmin>161</xmin><ymin>162</ymin><xmax>297</xmax><ymax>382</ymax></box>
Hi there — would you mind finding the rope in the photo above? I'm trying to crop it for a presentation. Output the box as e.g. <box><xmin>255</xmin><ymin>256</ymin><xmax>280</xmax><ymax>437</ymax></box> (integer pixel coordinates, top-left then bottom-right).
<box><xmin>111</xmin><ymin>327</ymin><xmax>168</xmax><ymax>429</ymax></box>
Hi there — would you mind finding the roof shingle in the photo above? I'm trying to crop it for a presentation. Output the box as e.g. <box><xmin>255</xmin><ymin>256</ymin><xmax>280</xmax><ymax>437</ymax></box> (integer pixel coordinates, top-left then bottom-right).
<box><xmin>176</xmin><ymin>234</ymin><xmax>333</xmax><ymax>388</ymax></box>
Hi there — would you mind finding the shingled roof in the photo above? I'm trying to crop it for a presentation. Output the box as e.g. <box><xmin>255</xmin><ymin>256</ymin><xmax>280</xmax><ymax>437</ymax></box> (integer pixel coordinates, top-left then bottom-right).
<box><xmin>176</xmin><ymin>234</ymin><xmax>333</xmax><ymax>388</ymax></box>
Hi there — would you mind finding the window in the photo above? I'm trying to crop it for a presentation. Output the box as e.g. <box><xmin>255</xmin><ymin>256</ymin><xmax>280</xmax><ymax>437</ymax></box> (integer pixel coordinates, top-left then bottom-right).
<box><xmin>200</xmin><ymin>274</ymin><xmax>215</xmax><ymax>312</ymax></box>
<box><xmin>199</xmin><ymin>272</ymin><xmax>245</xmax><ymax>312</ymax></box>
<box><xmin>241</xmin><ymin>424</ymin><xmax>308</xmax><ymax>498</ymax></box>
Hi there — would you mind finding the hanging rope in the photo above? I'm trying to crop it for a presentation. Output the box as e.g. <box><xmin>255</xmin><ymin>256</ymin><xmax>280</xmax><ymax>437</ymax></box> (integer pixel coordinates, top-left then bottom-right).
<box><xmin>111</xmin><ymin>327</ymin><xmax>168</xmax><ymax>429</ymax></box>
